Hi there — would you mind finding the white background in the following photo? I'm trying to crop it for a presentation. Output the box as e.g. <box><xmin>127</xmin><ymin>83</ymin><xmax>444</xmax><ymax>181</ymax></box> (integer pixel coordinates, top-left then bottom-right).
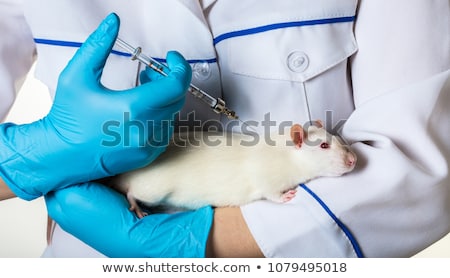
<box><xmin>0</xmin><ymin>66</ymin><xmax>449</xmax><ymax>257</ymax></box>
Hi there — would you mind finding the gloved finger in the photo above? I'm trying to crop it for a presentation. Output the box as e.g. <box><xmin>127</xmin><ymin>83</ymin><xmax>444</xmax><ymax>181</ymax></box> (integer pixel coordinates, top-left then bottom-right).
<box><xmin>61</xmin><ymin>13</ymin><xmax>120</xmax><ymax>86</ymax></box>
<box><xmin>140</xmin><ymin>52</ymin><xmax>191</xmax><ymax>85</ymax></box>
<box><xmin>139</xmin><ymin>66</ymin><xmax>164</xmax><ymax>85</ymax></box>
<box><xmin>165</xmin><ymin>51</ymin><xmax>192</xmax><ymax>81</ymax></box>
<box><xmin>129</xmin><ymin>51</ymin><xmax>191</xmax><ymax>108</ymax></box>
<box><xmin>139</xmin><ymin>68</ymin><xmax>151</xmax><ymax>84</ymax></box>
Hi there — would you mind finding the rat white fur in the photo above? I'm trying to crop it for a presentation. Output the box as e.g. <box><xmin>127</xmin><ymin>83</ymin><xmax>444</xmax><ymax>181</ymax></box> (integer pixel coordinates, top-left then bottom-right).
<box><xmin>109</xmin><ymin>122</ymin><xmax>356</xmax><ymax>217</ymax></box>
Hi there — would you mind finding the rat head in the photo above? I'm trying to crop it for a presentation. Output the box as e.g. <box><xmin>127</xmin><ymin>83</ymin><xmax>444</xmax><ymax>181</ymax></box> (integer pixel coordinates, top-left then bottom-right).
<box><xmin>289</xmin><ymin>121</ymin><xmax>357</xmax><ymax>177</ymax></box>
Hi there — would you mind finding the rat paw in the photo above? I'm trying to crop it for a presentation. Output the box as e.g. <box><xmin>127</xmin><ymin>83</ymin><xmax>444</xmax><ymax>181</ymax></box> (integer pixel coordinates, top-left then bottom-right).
<box><xmin>266</xmin><ymin>188</ymin><xmax>298</xmax><ymax>203</ymax></box>
<box><xmin>127</xmin><ymin>192</ymin><xmax>147</xmax><ymax>219</ymax></box>
<box><xmin>129</xmin><ymin>204</ymin><xmax>148</xmax><ymax>219</ymax></box>
<box><xmin>281</xmin><ymin>189</ymin><xmax>297</xmax><ymax>202</ymax></box>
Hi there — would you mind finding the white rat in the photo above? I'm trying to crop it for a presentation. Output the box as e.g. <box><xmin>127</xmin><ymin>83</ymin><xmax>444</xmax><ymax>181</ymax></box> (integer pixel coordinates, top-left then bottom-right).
<box><xmin>108</xmin><ymin>121</ymin><xmax>356</xmax><ymax>218</ymax></box>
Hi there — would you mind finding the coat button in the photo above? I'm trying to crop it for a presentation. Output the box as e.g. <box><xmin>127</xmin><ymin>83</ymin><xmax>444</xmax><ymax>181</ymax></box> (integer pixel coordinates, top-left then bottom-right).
<box><xmin>192</xmin><ymin>62</ymin><xmax>212</xmax><ymax>81</ymax></box>
<box><xmin>287</xmin><ymin>51</ymin><xmax>309</xmax><ymax>73</ymax></box>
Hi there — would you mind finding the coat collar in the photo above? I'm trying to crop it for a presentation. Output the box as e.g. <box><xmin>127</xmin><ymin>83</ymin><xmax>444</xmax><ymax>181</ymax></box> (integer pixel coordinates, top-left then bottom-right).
<box><xmin>199</xmin><ymin>0</ymin><xmax>217</xmax><ymax>10</ymax></box>
<box><xmin>175</xmin><ymin>0</ymin><xmax>211</xmax><ymax>27</ymax></box>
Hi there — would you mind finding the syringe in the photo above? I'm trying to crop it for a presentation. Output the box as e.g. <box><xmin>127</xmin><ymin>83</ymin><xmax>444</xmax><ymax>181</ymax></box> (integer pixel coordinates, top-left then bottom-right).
<box><xmin>115</xmin><ymin>38</ymin><xmax>238</xmax><ymax>120</ymax></box>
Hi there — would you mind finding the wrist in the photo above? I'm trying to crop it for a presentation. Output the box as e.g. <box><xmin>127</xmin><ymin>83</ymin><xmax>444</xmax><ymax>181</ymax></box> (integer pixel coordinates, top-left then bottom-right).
<box><xmin>0</xmin><ymin>121</ymin><xmax>50</xmax><ymax>199</ymax></box>
<box><xmin>0</xmin><ymin>176</ymin><xmax>16</xmax><ymax>200</ymax></box>
<box><xmin>0</xmin><ymin>120</ymin><xmax>81</xmax><ymax>200</ymax></box>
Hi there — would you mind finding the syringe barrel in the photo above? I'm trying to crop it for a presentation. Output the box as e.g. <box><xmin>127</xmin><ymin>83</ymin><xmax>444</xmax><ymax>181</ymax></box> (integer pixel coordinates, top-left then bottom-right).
<box><xmin>187</xmin><ymin>85</ymin><xmax>217</xmax><ymax>108</ymax></box>
<box><xmin>134</xmin><ymin>50</ymin><xmax>169</xmax><ymax>76</ymax></box>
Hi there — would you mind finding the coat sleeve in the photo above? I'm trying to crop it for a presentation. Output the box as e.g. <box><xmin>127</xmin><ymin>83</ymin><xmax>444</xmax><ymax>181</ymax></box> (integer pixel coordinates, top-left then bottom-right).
<box><xmin>342</xmin><ymin>0</ymin><xmax>450</xmax><ymax>256</ymax></box>
<box><xmin>0</xmin><ymin>0</ymin><xmax>36</xmax><ymax>122</ymax></box>
<box><xmin>241</xmin><ymin>0</ymin><xmax>450</xmax><ymax>257</ymax></box>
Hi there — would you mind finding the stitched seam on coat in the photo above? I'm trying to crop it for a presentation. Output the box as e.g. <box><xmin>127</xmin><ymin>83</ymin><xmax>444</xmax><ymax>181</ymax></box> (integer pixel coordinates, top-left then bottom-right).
<box><xmin>300</xmin><ymin>184</ymin><xmax>364</xmax><ymax>258</ymax></box>
<box><xmin>213</xmin><ymin>16</ymin><xmax>356</xmax><ymax>45</ymax></box>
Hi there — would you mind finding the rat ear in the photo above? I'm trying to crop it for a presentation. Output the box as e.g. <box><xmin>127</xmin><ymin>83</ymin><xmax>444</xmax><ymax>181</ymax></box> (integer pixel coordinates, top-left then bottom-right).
<box><xmin>290</xmin><ymin>124</ymin><xmax>304</xmax><ymax>149</ymax></box>
<box><xmin>315</xmin><ymin>120</ymin><xmax>324</xmax><ymax>128</ymax></box>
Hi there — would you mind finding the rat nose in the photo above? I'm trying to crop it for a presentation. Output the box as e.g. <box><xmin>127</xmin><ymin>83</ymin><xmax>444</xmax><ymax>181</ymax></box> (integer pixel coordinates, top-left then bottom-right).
<box><xmin>346</xmin><ymin>152</ymin><xmax>357</xmax><ymax>167</ymax></box>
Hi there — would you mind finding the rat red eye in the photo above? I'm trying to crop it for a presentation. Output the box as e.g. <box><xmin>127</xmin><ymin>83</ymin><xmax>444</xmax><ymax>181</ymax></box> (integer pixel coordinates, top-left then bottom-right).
<box><xmin>320</xmin><ymin>142</ymin><xmax>330</xmax><ymax>149</ymax></box>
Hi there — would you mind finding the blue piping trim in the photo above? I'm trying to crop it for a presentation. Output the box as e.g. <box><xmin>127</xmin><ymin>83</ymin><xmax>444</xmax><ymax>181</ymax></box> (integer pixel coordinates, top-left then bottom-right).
<box><xmin>34</xmin><ymin>38</ymin><xmax>217</xmax><ymax>64</ymax></box>
<box><xmin>299</xmin><ymin>184</ymin><xmax>364</xmax><ymax>258</ymax></box>
<box><xmin>213</xmin><ymin>16</ymin><xmax>356</xmax><ymax>45</ymax></box>
<box><xmin>34</xmin><ymin>38</ymin><xmax>131</xmax><ymax>57</ymax></box>
<box><xmin>153</xmin><ymin>57</ymin><xmax>217</xmax><ymax>64</ymax></box>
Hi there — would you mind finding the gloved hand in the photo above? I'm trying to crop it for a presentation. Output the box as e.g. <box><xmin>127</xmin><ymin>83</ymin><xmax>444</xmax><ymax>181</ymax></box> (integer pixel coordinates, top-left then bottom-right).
<box><xmin>0</xmin><ymin>13</ymin><xmax>191</xmax><ymax>200</ymax></box>
<box><xmin>45</xmin><ymin>182</ymin><xmax>213</xmax><ymax>257</ymax></box>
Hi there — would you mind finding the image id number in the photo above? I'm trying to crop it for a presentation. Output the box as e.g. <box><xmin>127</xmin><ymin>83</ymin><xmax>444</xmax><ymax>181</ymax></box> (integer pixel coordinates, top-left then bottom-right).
<box><xmin>267</xmin><ymin>262</ymin><xmax>347</xmax><ymax>273</ymax></box>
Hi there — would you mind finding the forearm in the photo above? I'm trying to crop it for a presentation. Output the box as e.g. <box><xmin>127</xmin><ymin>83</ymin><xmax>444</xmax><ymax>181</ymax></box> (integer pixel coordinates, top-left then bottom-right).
<box><xmin>206</xmin><ymin>207</ymin><xmax>264</xmax><ymax>258</ymax></box>
<box><xmin>0</xmin><ymin>177</ymin><xmax>15</xmax><ymax>200</ymax></box>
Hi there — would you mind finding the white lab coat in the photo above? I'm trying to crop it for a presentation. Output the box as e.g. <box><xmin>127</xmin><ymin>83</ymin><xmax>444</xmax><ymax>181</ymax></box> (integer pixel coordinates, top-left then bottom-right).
<box><xmin>1</xmin><ymin>0</ymin><xmax>449</xmax><ymax>257</ymax></box>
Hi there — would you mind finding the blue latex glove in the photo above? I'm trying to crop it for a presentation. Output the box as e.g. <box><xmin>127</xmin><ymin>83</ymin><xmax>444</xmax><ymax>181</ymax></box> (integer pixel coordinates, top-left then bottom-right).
<box><xmin>45</xmin><ymin>182</ymin><xmax>214</xmax><ymax>257</ymax></box>
<box><xmin>0</xmin><ymin>13</ymin><xmax>191</xmax><ymax>200</ymax></box>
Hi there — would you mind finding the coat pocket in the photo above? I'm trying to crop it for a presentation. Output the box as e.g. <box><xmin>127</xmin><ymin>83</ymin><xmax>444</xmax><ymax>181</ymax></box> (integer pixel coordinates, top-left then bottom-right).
<box><xmin>226</xmin><ymin>17</ymin><xmax>357</xmax><ymax>83</ymax></box>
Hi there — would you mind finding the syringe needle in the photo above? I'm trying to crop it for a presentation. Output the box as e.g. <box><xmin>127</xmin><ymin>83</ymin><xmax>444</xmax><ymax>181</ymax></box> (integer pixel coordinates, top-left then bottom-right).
<box><xmin>115</xmin><ymin>37</ymin><xmax>239</xmax><ymax>120</ymax></box>
<box><xmin>239</xmin><ymin>119</ymin><xmax>258</xmax><ymax>133</ymax></box>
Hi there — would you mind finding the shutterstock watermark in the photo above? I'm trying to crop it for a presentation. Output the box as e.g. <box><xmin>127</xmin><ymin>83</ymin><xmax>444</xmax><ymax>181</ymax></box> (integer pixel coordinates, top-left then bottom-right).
<box><xmin>101</xmin><ymin>111</ymin><xmax>347</xmax><ymax>148</ymax></box>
